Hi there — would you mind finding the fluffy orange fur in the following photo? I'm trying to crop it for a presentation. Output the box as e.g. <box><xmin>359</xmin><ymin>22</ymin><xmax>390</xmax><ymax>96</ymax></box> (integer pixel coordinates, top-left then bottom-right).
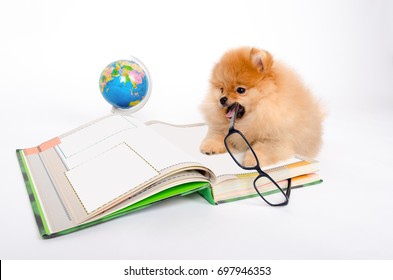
<box><xmin>200</xmin><ymin>47</ymin><xmax>323</xmax><ymax>166</ymax></box>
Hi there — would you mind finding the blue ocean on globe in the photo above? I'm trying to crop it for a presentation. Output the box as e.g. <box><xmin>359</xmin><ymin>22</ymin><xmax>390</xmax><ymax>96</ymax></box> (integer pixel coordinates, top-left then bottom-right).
<box><xmin>99</xmin><ymin>60</ymin><xmax>150</xmax><ymax>109</ymax></box>
<box><xmin>103</xmin><ymin>73</ymin><xmax>148</xmax><ymax>108</ymax></box>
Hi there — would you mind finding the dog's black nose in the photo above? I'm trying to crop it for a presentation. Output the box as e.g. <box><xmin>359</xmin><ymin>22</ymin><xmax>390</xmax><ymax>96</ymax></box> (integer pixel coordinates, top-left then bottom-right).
<box><xmin>220</xmin><ymin>97</ymin><xmax>228</xmax><ymax>105</ymax></box>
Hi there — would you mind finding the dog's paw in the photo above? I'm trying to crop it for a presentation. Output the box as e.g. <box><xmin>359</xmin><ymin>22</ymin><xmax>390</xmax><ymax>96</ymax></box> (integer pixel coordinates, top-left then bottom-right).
<box><xmin>200</xmin><ymin>138</ymin><xmax>226</xmax><ymax>155</ymax></box>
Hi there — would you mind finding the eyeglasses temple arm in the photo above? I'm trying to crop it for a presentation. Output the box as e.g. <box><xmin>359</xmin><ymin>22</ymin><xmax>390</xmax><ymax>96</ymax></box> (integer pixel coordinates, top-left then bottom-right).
<box><xmin>229</xmin><ymin>103</ymin><xmax>240</xmax><ymax>130</ymax></box>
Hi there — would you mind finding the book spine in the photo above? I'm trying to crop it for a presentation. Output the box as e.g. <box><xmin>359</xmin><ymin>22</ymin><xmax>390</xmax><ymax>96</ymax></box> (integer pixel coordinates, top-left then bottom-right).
<box><xmin>198</xmin><ymin>186</ymin><xmax>217</xmax><ymax>205</ymax></box>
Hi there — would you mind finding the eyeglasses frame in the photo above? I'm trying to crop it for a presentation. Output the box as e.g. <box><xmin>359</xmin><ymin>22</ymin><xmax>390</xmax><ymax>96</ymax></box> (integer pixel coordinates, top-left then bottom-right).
<box><xmin>223</xmin><ymin>107</ymin><xmax>291</xmax><ymax>206</ymax></box>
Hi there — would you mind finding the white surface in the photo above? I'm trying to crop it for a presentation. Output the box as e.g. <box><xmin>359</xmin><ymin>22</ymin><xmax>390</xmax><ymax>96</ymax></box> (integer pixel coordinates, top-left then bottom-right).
<box><xmin>1</xmin><ymin>0</ymin><xmax>393</xmax><ymax>259</ymax></box>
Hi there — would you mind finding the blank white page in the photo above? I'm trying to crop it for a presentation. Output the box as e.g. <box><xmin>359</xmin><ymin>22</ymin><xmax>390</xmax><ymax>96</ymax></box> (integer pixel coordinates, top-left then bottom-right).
<box><xmin>58</xmin><ymin>115</ymin><xmax>136</xmax><ymax>158</ymax></box>
<box><xmin>57</xmin><ymin>115</ymin><xmax>194</xmax><ymax>171</ymax></box>
<box><xmin>58</xmin><ymin>115</ymin><xmax>197</xmax><ymax>213</ymax></box>
<box><xmin>65</xmin><ymin>142</ymin><xmax>159</xmax><ymax>213</ymax></box>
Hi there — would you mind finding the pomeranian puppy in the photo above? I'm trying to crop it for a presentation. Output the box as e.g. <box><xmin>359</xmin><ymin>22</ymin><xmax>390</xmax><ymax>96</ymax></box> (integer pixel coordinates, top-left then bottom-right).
<box><xmin>200</xmin><ymin>47</ymin><xmax>323</xmax><ymax>166</ymax></box>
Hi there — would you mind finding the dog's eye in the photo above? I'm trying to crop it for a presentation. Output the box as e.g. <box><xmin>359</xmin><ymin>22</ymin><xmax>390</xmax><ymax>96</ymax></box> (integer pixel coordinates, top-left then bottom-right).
<box><xmin>236</xmin><ymin>87</ymin><xmax>246</xmax><ymax>94</ymax></box>
<box><xmin>220</xmin><ymin>88</ymin><xmax>224</xmax><ymax>93</ymax></box>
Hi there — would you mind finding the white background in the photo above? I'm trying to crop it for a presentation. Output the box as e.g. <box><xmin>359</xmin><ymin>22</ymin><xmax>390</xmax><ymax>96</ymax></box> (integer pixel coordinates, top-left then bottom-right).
<box><xmin>1</xmin><ymin>0</ymin><xmax>393</xmax><ymax>260</ymax></box>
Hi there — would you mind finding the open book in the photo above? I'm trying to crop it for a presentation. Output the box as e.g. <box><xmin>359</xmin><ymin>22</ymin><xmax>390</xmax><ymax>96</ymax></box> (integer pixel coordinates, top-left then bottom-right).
<box><xmin>17</xmin><ymin>114</ymin><xmax>321</xmax><ymax>238</ymax></box>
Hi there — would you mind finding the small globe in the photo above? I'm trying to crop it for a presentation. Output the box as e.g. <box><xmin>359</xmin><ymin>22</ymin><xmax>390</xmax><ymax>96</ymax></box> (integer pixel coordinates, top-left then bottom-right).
<box><xmin>99</xmin><ymin>58</ymin><xmax>151</xmax><ymax>111</ymax></box>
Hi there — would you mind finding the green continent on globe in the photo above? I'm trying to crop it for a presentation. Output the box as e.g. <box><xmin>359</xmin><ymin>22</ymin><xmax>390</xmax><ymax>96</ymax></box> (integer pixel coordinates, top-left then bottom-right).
<box><xmin>99</xmin><ymin>60</ymin><xmax>149</xmax><ymax>109</ymax></box>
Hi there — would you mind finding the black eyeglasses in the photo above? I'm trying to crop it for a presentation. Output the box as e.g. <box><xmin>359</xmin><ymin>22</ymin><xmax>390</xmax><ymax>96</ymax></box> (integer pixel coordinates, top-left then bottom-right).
<box><xmin>224</xmin><ymin>104</ymin><xmax>291</xmax><ymax>206</ymax></box>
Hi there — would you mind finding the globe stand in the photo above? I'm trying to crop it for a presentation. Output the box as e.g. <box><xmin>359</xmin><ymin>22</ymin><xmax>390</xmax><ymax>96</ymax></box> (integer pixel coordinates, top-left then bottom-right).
<box><xmin>111</xmin><ymin>106</ymin><xmax>135</xmax><ymax>115</ymax></box>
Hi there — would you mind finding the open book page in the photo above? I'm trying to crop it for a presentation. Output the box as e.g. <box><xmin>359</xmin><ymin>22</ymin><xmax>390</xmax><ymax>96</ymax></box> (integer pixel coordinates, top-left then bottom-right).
<box><xmin>20</xmin><ymin>141</ymin><xmax>210</xmax><ymax>234</ymax></box>
<box><xmin>20</xmin><ymin>114</ymin><xmax>216</xmax><ymax>235</ymax></box>
<box><xmin>146</xmin><ymin>122</ymin><xmax>301</xmax><ymax>182</ymax></box>
<box><xmin>86</xmin><ymin>170</ymin><xmax>209</xmax><ymax>224</ymax></box>
<box><xmin>51</xmin><ymin>114</ymin><xmax>207</xmax><ymax>215</ymax></box>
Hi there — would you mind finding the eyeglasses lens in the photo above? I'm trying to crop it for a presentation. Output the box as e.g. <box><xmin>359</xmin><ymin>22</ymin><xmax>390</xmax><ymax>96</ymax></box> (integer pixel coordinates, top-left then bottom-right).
<box><xmin>254</xmin><ymin>176</ymin><xmax>289</xmax><ymax>205</ymax></box>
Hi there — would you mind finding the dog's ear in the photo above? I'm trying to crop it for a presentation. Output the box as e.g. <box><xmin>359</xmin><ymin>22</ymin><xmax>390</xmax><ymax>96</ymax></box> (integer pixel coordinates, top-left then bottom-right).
<box><xmin>249</xmin><ymin>48</ymin><xmax>273</xmax><ymax>72</ymax></box>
